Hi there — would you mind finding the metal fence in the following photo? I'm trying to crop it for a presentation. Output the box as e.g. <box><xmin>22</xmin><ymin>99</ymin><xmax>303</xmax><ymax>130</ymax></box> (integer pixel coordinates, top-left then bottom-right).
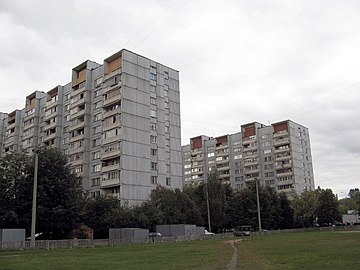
<box><xmin>0</xmin><ymin>233</ymin><xmax>231</xmax><ymax>250</ymax></box>
<box><xmin>2</xmin><ymin>226</ymin><xmax>359</xmax><ymax>251</ymax></box>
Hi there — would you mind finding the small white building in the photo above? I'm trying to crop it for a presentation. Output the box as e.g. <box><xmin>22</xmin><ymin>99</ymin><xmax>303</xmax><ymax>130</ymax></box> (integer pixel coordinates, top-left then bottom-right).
<box><xmin>342</xmin><ymin>210</ymin><xmax>359</xmax><ymax>225</ymax></box>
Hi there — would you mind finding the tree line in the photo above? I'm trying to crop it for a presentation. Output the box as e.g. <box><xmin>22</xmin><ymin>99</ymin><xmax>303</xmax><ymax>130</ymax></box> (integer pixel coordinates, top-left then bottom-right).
<box><xmin>0</xmin><ymin>148</ymin><xmax>357</xmax><ymax>239</ymax></box>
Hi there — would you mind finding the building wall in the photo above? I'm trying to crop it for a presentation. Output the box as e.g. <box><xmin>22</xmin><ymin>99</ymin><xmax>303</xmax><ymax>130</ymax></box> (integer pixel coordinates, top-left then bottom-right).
<box><xmin>182</xmin><ymin>120</ymin><xmax>315</xmax><ymax>197</ymax></box>
<box><xmin>0</xmin><ymin>49</ymin><xmax>182</xmax><ymax>206</ymax></box>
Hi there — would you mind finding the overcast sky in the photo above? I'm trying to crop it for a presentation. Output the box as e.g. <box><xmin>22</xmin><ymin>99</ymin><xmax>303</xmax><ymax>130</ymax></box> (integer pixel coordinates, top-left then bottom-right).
<box><xmin>0</xmin><ymin>0</ymin><xmax>359</xmax><ymax>198</ymax></box>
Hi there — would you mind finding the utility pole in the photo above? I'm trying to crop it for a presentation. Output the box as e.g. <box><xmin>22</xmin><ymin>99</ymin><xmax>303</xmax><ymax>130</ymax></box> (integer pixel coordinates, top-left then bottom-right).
<box><xmin>31</xmin><ymin>150</ymin><xmax>39</xmax><ymax>248</ymax></box>
<box><xmin>255</xmin><ymin>178</ymin><xmax>262</xmax><ymax>234</ymax></box>
<box><xmin>205</xmin><ymin>183</ymin><xmax>211</xmax><ymax>232</ymax></box>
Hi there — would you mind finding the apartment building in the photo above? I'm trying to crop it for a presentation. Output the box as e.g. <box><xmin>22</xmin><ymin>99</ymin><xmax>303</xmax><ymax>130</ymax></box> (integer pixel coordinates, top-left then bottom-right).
<box><xmin>182</xmin><ymin>120</ymin><xmax>314</xmax><ymax>197</ymax></box>
<box><xmin>0</xmin><ymin>49</ymin><xmax>183</xmax><ymax>205</ymax></box>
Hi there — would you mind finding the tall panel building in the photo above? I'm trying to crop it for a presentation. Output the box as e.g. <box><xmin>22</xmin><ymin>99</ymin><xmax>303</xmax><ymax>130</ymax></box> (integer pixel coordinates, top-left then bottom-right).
<box><xmin>0</xmin><ymin>49</ymin><xmax>183</xmax><ymax>205</ymax></box>
<box><xmin>182</xmin><ymin>120</ymin><xmax>314</xmax><ymax>197</ymax></box>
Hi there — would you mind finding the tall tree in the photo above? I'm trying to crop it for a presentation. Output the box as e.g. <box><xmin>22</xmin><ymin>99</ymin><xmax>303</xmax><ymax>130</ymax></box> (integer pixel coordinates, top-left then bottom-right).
<box><xmin>316</xmin><ymin>188</ymin><xmax>340</xmax><ymax>226</ymax></box>
<box><xmin>292</xmin><ymin>190</ymin><xmax>318</xmax><ymax>228</ymax></box>
<box><xmin>0</xmin><ymin>152</ymin><xmax>30</xmax><ymax>228</ymax></box>
<box><xmin>0</xmin><ymin>148</ymin><xmax>83</xmax><ymax>239</ymax></box>
<box><xmin>278</xmin><ymin>192</ymin><xmax>294</xmax><ymax>229</ymax></box>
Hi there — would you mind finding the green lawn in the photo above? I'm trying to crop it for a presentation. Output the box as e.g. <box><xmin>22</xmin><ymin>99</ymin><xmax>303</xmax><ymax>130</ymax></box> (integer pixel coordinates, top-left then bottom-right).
<box><xmin>0</xmin><ymin>239</ymin><xmax>233</xmax><ymax>270</ymax></box>
<box><xmin>1</xmin><ymin>231</ymin><xmax>360</xmax><ymax>270</ymax></box>
<box><xmin>237</xmin><ymin>231</ymin><xmax>360</xmax><ymax>270</ymax></box>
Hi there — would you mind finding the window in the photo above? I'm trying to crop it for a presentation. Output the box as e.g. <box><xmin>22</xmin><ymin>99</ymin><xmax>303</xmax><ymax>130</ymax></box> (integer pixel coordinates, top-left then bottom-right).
<box><xmin>150</xmin><ymin>85</ymin><xmax>156</xmax><ymax>93</ymax></box>
<box><xmin>94</xmin><ymin>89</ymin><xmax>102</xmax><ymax>98</ymax></box>
<box><xmin>150</xmin><ymin>110</ymin><xmax>157</xmax><ymax>118</ymax></box>
<box><xmin>92</xmin><ymin>138</ymin><xmax>101</xmax><ymax>147</ymax></box>
<box><xmin>234</xmin><ymin>154</ymin><xmax>242</xmax><ymax>160</ymax></box>
<box><xmin>166</xmin><ymin>164</ymin><xmax>170</xmax><ymax>173</ymax></box>
<box><xmin>150</xmin><ymin>123</ymin><xmax>157</xmax><ymax>130</ymax></box>
<box><xmin>150</xmin><ymin>73</ymin><xmax>157</xmax><ymax>81</ymax></box>
<box><xmin>102</xmin><ymin>170</ymin><xmax>119</xmax><ymax>180</ymax></box>
<box><xmin>150</xmin><ymin>148</ymin><xmax>157</xmax><ymax>157</ymax></box>
<box><xmin>261</xmin><ymin>134</ymin><xmax>270</xmax><ymax>140</ymax></box>
<box><xmin>262</xmin><ymin>141</ymin><xmax>271</xmax><ymax>147</ymax></box>
<box><xmin>164</xmin><ymin>89</ymin><xmax>168</xmax><ymax>97</ymax></box>
<box><xmin>151</xmin><ymin>162</ymin><xmax>157</xmax><ymax>170</ymax></box>
<box><xmin>184</xmin><ymin>164</ymin><xmax>191</xmax><ymax>169</ymax></box>
<box><xmin>150</xmin><ymin>135</ymin><xmax>157</xmax><ymax>143</ymax></box>
<box><xmin>93</xmin><ymin>113</ymin><xmax>102</xmax><ymax>122</ymax></box>
<box><xmin>165</xmin><ymin>126</ymin><xmax>169</xmax><ymax>133</ymax></box>
<box><xmin>151</xmin><ymin>176</ymin><xmax>157</xmax><ymax>184</ymax></box>
<box><xmin>166</xmin><ymin>177</ymin><xmax>171</xmax><ymax>186</ymax></box>
<box><xmin>207</xmin><ymin>152</ymin><xmax>215</xmax><ymax>158</ymax></box>
<box><xmin>94</xmin><ymin>77</ymin><xmax>103</xmax><ymax>88</ymax></box>
<box><xmin>92</xmin><ymin>151</ymin><xmax>100</xmax><ymax>160</ymax></box>
<box><xmin>91</xmin><ymin>177</ymin><xmax>100</xmax><ymax>186</ymax></box>
<box><xmin>94</xmin><ymin>101</ymin><xmax>102</xmax><ymax>109</ymax></box>
<box><xmin>103</xmin><ymin>128</ymin><xmax>119</xmax><ymax>140</ymax></box>
<box><xmin>93</xmin><ymin>125</ymin><xmax>102</xmax><ymax>134</ymax></box>
<box><xmin>92</xmin><ymin>164</ymin><xmax>101</xmax><ymax>173</ymax></box>
<box><xmin>150</xmin><ymin>97</ymin><xmax>156</xmax><ymax>105</ymax></box>
<box><xmin>263</xmin><ymin>149</ymin><xmax>272</xmax><ymax>154</ymax></box>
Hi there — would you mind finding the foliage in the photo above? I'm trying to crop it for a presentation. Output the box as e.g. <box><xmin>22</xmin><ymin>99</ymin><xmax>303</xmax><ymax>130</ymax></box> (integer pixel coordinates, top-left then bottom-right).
<box><xmin>316</xmin><ymin>188</ymin><xmax>340</xmax><ymax>226</ymax></box>
<box><xmin>292</xmin><ymin>190</ymin><xmax>318</xmax><ymax>227</ymax></box>
<box><xmin>0</xmin><ymin>148</ymin><xmax>83</xmax><ymax>239</ymax></box>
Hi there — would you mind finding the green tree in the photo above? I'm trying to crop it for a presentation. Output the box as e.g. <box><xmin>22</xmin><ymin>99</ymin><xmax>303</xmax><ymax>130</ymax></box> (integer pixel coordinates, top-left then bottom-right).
<box><xmin>0</xmin><ymin>148</ymin><xmax>83</xmax><ymax>239</ymax></box>
<box><xmin>0</xmin><ymin>152</ymin><xmax>29</xmax><ymax>228</ymax></box>
<box><xmin>292</xmin><ymin>190</ymin><xmax>318</xmax><ymax>228</ymax></box>
<box><xmin>82</xmin><ymin>195</ymin><xmax>121</xmax><ymax>239</ymax></box>
<box><xmin>316</xmin><ymin>188</ymin><xmax>340</xmax><ymax>226</ymax></box>
<box><xmin>278</xmin><ymin>192</ymin><xmax>294</xmax><ymax>229</ymax></box>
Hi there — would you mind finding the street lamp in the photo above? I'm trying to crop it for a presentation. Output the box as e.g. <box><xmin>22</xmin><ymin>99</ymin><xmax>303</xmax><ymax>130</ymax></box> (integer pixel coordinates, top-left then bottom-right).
<box><xmin>205</xmin><ymin>182</ymin><xmax>211</xmax><ymax>232</ymax></box>
<box><xmin>254</xmin><ymin>177</ymin><xmax>262</xmax><ymax>234</ymax></box>
<box><xmin>31</xmin><ymin>149</ymin><xmax>39</xmax><ymax>248</ymax></box>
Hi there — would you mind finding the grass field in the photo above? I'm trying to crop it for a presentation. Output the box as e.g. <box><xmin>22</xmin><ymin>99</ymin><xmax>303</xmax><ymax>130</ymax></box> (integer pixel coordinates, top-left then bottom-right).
<box><xmin>0</xmin><ymin>239</ymin><xmax>233</xmax><ymax>270</ymax></box>
<box><xmin>1</xmin><ymin>231</ymin><xmax>360</xmax><ymax>270</ymax></box>
<box><xmin>236</xmin><ymin>231</ymin><xmax>360</xmax><ymax>270</ymax></box>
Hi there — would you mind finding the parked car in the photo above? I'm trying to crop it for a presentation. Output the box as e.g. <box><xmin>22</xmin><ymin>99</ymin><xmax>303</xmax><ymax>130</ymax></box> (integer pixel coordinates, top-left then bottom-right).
<box><xmin>149</xmin><ymin>232</ymin><xmax>162</xmax><ymax>237</ymax></box>
<box><xmin>204</xmin><ymin>230</ymin><xmax>215</xmax><ymax>235</ymax></box>
<box><xmin>233</xmin><ymin>226</ymin><xmax>252</xmax><ymax>236</ymax></box>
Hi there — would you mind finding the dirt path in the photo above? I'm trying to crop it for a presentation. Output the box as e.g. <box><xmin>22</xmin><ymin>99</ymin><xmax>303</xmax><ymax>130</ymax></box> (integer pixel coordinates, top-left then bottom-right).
<box><xmin>224</xmin><ymin>239</ymin><xmax>242</xmax><ymax>270</ymax></box>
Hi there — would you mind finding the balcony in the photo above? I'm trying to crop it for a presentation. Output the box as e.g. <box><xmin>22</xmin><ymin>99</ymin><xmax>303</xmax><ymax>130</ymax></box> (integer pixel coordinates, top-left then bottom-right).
<box><xmin>70</xmin><ymin>109</ymin><xmax>86</xmax><ymax>120</ymax></box>
<box><xmin>274</xmin><ymin>137</ymin><xmax>290</xmax><ymax>146</ymax></box>
<box><xmin>102</xmin><ymin>80</ymin><xmax>122</xmax><ymax>95</ymax></box>
<box><xmin>69</xmin><ymin>133</ymin><xmax>84</xmax><ymax>143</ymax></box>
<box><xmin>101</xmin><ymin>149</ymin><xmax>121</xmax><ymax>160</ymax></box>
<box><xmin>275</xmin><ymin>153</ymin><xmax>292</xmax><ymax>161</ymax></box>
<box><xmin>101</xmin><ymin>178</ymin><xmax>120</xmax><ymax>188</ymax></box>
<box><xmin>69</xmin><ymin>159</ymin><xmax>84</xmax><ymax>167</ymax></box>
<box><xmin>71</xmin><ymin>84</ymin><xmax>86</xmax><ymax>97</ymax></box>
<box><xmin>244</xmin><ymin>168</ymin><xmax>260</xmax><ymax>174</ymax></box>
<box><xmin>103</xmin><ymin>68</ymin><xmax>121</xmax><ymax>82</ymax></box>
<box><xmin>103</xmin><ymin>122</ymin><xmax>119</xmax><ymax>132</ymax></box>
<box><xmin>101</xmin><ymin>163</ymin><xmax>120</xmax><ymax>173</ymax></box>
<box><xmin>44</xmin><ymin>111</ymin><xmax>58</xmax><ymax>121</ymax></box>
<box><xmin>103</xmin><ymin>108</ymin><xmax>121</xmax><ymax>119</ymax></box>
<box><xmin>68</xmin><ymin>146</ymin><xmax>84</xmax><ymax>155</ymax></box>
<box><xmin>103</xmin><ymin>136</ymin><xmax>120</xmax><ymax>145</ymax></box>
<box><xmin>69</xmin><ymin>121</ymin><xmax>85</xmax><ymax>132</ymax></box>
<box><xmin>274</xmin><ymin>147</ymin><xmax>291</xmax><ymax>154</ymax></box>
<box><xmin>242</xmin><ymin>137</ymin><xmax>256</xmax><ymax>144</ymax></box>
<box><xmin>273</xmin><ymin>131</ymin><xmax>289</xmax><ymax>138</ymax></box>
<box><xmin>6</xmin><ymin>122</ymin><xmax>16</xmax><ymax>130</ymax></box>
<box><xmin>70</xmin><ymin>97</ymin><xmax>85</xmax><ymax>108</ymax></box>
<box><xmin>275</xmin><ymin>163</ymin><xmax>292</xmax><ymax>170</ymax></box>
<box><xmin>46</xmin><ymin>99</ymin><xmax>58</xmax><ymax>109</ymax></box>
<box><xmin>276</xmin><ymin>171</ymin><xmax>293</xmax><ymax>177</ymax></box>
<box><xmin>103</xmin><ymin>95</ymin><xmax>121</xmax><ymax>107</ymax></box>
<box><xmin>43</xmin><ymin>132</ymin><xmax>56</xmax><ymax>142</ymax></box>
<box><xmin>43</xmin><ymin>121</ymin><xmax>57</xmax><ymax>131</ymax></box>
